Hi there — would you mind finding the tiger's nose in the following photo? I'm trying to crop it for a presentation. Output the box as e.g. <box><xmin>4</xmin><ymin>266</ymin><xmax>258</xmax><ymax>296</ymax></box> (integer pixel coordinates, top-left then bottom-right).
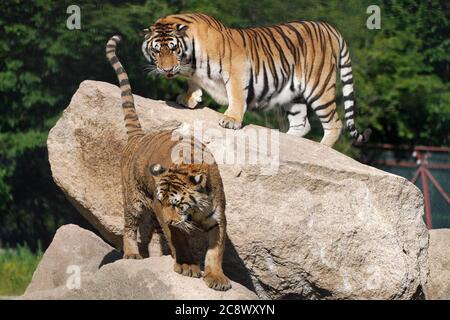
<box><xmin>162</xmin><ymin>66</ymin><xmax>174</xmax><ymax>73</ymax></box>
<box><xmin>170</xmin><ymin>195</ymin><xmax>181</xmax><ymax>205</ymax></box>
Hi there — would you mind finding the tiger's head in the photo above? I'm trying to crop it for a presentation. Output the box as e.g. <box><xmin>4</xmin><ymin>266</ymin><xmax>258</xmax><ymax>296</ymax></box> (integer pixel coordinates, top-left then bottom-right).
<box><xmin>141</xmin><ymin>19</ymin><xmax>190</xmax><ymax>79</ymax></box>
<box><xmin>149</xmin><ymin>163</ymin><xmax>211</xmax><ymax>233</ymax></box>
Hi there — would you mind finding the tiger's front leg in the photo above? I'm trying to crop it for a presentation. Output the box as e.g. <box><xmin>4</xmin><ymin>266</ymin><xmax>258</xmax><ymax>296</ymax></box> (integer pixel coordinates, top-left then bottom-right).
<box><xmin>203</xmin><ymin>215</ymin><xmax>231</xmax><ymax>291</ymax></box>
<box><xmin>170</xmin><ymin>226</ymin><xmax>202</xmax><ymax>278</ymax></box>
<box><xmin>218</xmin><ymin>69</ymin><xmax>247</xmax><ymax>130</ymax></box>
<box><xmin>153</xmin><ymin>209</ymin><xmax>201</xmax><ymax>278</ymax></box>
<box><xmin>176</xmin><ymin>79</ymin><xmax>202</xmax><ymax>109</ymax></box>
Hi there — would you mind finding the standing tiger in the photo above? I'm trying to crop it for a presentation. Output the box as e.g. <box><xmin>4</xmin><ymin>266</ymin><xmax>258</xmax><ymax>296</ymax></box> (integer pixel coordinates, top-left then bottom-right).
<box><xmin>142</xmin><ymin>13</ymin><xmax>371</xmax><ymax>147</ymax></box>
<box><xmin>106</xmin><ymin>35</ymin><xmax>231</xmax><ymax>291</ymax></box>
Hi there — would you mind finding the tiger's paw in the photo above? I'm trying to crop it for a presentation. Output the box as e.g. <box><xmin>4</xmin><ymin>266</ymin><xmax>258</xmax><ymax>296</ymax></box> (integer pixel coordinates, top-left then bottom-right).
<box><xmin>123</xmin><ymin>252</ymin><xmax>143</xmax><ymax>260</ymax></box>
<box><xmin>174</xmin><ymin>262</ymin><xmax>202</xmax><ymax>278</ymax></box>
<box><xmin>176</xmin><ymin>92</ymin><xmax>201</xmax><ymax>109</ymax></box>
<box><xmin>203</xmin><ymin>272</ymin><xmax>232</xmax><ymax>291</ymax></box>
<box><xmin>219</xmin><ymin>115</ymin><xmax>242</xmax><ymax>130</ymax></box>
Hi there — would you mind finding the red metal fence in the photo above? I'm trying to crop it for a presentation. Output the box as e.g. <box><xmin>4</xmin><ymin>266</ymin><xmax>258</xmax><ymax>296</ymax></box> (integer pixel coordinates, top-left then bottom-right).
<box><xmin>360</xmin><ymin>144</ymin><xmax>450</xmax><ymax>229</ymax></box>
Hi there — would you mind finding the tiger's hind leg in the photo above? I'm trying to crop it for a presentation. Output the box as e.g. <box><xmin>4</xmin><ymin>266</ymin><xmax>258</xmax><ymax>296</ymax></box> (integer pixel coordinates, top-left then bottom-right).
<box><xmin>311</xmin><ymin>98</ymin><xmax>342</xmax><ymax>147</ymax></box>
<box><xmin>123</xmin><ymin>201</ymin><xmax>145</xmax><ymax>260</ymax></box>
<box><xmin>284</xmin><ymin>100</ymin><xmax>311</xmax><ymax>137</ymax></box>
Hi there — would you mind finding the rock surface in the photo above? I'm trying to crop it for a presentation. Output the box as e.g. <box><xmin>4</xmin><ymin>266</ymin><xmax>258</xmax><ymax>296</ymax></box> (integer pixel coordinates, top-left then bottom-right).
<box><xmin>426</xmin><ymin>229</ymin><xmax>450</xmax><ymax>300</ymax></box>
<box><xmin>22</xmin><ymin>225</ymin><xmax>257</xmax><ymax>300</ymax></box>
<box><xmin>47</xmin><ymin>80</ymin><xmax>429</xmax><ymax>299</ymax></box>
<box><xmin>25</xmin><ymin>224</ymin><xmax>121</xmax><ymax>295</ymax></box>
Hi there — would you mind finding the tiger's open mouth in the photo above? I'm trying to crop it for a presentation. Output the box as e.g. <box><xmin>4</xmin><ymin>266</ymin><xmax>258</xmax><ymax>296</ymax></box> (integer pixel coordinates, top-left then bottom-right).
<box><xmin>164</xmin><ymin>72</ymin><xmax>176</xmax><ymax>79</ymax></box>
<box><xmin>168</xmin><ymin>212</ymin><xmax>191</xmax><ymax>225</ymax></box>
<box><xmin>159</xmin><ymin>66</ymin><xmax>180</xmax><ymax>79</ymax></box>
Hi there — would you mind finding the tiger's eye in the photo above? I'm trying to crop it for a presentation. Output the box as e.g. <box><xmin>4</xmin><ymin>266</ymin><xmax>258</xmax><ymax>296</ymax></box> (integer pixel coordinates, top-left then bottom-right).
<box><xmin>152</xmin><ymin>43</ymin><xmax>161</xmax><ymax>53</ymax></box>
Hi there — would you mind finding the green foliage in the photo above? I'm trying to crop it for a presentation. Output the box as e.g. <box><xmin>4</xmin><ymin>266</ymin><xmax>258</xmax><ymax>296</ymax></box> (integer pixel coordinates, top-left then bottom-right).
<box><xmin>355</xmin><ymin>0</ymin><xmax>450</xmax><ymax>146</ymax></box>
<box><xmin>0</xmin><ymin>245</ymin><xmax>43</xmax><ymax>296</ymax></box>
<box><xmin>0</xmin><ymin>0</ymin><xmax>448</xmax><ymax>249</ymax></box>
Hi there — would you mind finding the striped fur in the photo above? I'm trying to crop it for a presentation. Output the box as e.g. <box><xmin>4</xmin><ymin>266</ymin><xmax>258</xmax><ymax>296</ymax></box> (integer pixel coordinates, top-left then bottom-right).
<box><xmin>106</xmin><ymin>36</ymin><xmax>231</xmax><ymax>291</ymax></box>
<box><xmin>142</xmin><ymin>13</ymin><xmax>371</xmax><ymax>147</ymax></box>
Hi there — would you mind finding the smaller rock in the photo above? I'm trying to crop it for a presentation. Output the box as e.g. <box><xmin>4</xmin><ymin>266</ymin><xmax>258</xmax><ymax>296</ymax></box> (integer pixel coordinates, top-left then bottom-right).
<box><xmin>25</xmin><ymin>224</ymin><xmax>121</xmax><ymax>295</ymax></box>
<box><xmin>427</xmin><ymin>229</ymin><xmax>450</xmax><ymax>300</ymax></box>
<box><xmin>22</xmin><ymin>225</ymin><xmax>257</xmax><ymax>300</ymax></box>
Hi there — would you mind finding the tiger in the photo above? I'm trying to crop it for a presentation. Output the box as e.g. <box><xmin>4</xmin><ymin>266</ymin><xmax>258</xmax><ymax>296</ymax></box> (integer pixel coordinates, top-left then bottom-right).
<box><xmin>106</xmin><ymin>35</ymin><xmax>231</xmax><ymax>291</ymax></box>
<box><xmin>141</xmin><ymin>13</ymin><xmax>371</xmax><ymax>147</ymax></box>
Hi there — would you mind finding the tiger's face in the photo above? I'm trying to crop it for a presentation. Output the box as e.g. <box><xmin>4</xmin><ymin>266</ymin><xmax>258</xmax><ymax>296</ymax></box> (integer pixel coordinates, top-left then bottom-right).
<box><xmin>142</xmin><ymin>22</ymin><xmax>189</xmax><ymax>79</ymax></box>
<box><xmin>150</xmin><ymin>163</ymin><xmax>210</xmax><ymax>233</ymax></box>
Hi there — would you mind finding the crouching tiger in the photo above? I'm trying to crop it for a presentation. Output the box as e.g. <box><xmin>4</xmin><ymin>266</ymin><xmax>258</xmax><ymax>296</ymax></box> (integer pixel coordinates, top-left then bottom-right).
<box><xmin>106</xmin><ymin>35</ymin><xmax>231</xmax><ymax>291</ymax></box>
<box><xmin>141</xmin><ymin>13</ymin><xmax>371</xmax><ymax>147</ymax></box>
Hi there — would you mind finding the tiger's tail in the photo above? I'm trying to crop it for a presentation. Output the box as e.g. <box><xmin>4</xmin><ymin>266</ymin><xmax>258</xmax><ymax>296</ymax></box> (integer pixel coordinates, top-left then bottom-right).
<box><xmin>105</xmin><ymin>35</ymin><xmax>144</xmax><ymax>140</ymax></box>
<box><xmin>338</xmin><ymin>39</ymin><xmax>371</xmax><ymax>144</ymax></box>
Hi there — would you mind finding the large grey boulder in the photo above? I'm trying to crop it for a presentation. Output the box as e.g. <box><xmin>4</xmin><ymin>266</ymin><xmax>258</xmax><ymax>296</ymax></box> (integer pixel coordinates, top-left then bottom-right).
<box><xmin>47</xmin><ymin>80</ymin><xmax>429</xmax><ymax>299</ymax></box>
<box><xmin>426</xmin><ymin>229</ymin><xmax>450</xmax><ymax>300</ymax></box>
<box><xmin>22</xmin><ymin>225</ymin><xmax>257</xmax><ymax>300</ymax></box>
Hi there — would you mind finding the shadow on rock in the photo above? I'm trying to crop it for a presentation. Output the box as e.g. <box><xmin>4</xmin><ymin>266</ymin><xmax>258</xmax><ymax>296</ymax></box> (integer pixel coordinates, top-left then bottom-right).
<box><xmin>99</xmin><ymin>249</ymin><xmax>122</xmax><ymax>268</ymax></box>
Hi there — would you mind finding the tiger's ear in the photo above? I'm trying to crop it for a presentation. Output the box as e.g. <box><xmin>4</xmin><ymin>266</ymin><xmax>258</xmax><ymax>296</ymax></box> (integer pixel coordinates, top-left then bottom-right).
<box><xmin>189</xmin><ymin>173</ymin><xmax>205</xmax><ymax>186</ymax></box>
<box><xmin>141</xmin><ymin>26</ymin><xmax>155</xmax><ymax>39</ymax></box>
<box><xmin>150</xmin><ymin>164</ymin><xmax>166</xmax><ymax>176</ymax></box>
<box><xmin>176</xmin><ymin>24</ymin><xmax>188</xmax><ymax>33</ymax></box>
